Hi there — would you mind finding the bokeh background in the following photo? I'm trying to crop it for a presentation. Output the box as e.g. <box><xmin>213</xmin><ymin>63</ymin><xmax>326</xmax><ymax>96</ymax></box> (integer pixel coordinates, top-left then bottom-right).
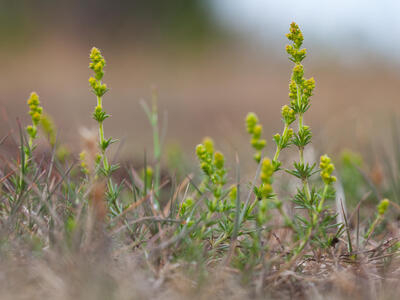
<box><xmin>1</xmin><ymin>0</ymin><xmax>399</xmax><ymax>161</ymax></box>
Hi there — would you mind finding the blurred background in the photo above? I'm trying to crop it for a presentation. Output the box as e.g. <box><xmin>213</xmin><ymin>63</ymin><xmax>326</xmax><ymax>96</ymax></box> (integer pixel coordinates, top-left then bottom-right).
<box><xmin>0</xmin><ymin>0</ymin><xmax>399</xmax><ymax>161</ymax></box>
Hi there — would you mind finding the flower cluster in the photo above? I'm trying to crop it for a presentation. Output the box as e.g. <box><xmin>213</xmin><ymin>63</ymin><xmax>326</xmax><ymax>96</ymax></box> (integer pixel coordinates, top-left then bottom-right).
<box><xmin>89</xmin><ymin>48</ymin><xmax>109</xmax><ymax>125</ymax></box>
<box><xmin>40</xmin><ymin>113</ymin><xmax>56</xmax><ymax>146</ymax></box>
<box><xmin>195</xmin><ymin>137</ymin><xmax>228</xmax><ymax>212</ymax></box>
<box><xmin>26</xmin><ymin>92</ymin><xmax>43</xmax><ymax>140</ymax></box>
<box><xmin>286</xmin><ymin>23</ymin><xmax>315</xmax><ymax>115</ymax></box>
<box><xmin>377</xmin><ymin>198</ymin><xmax>389</xmax><ymax>216</ymax></box>
<box><xmin>246</xmin><ymin>113</ymin><xmax>266</xmax><ymax>163</ymax></box>
<box><xmin>79</xmin><ymin>151</ymin><xmax>89</xmax><ymax>175</ymax></box>
<box><xmin>320</xmin><ymin>155</ymin><xmax>336</xmax><ymax>185</ymax></box>
<box><xmin>255</xmin><ymin>158</ymin><xmax>274</xmax><ymax>224</ymax></box>
<box><xmin>89</xmin><ymin>47</ymin><xmax>108</xmax><ymax>98</ymax></box>
<box><xmin>272</xmin><ymin>105</ymin><xmax>295</xmax><ymax>168</ymax></box>
<box><xmin>88</xmin><ymin>47</ymin><xmax>116</xmax><ymax>177</ymax></box>
<box><xmin>259</xmin><ymin>158</ymin><xmax>274</xmax><ymax>199</ymax></box>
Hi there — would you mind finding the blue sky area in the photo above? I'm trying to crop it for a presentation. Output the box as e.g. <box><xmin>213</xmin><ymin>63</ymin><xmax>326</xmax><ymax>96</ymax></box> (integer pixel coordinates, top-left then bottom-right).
<box><xmin>210</xmin><ymin>0</ymin><xmax>400</xmax><ymax>62</ymax></box>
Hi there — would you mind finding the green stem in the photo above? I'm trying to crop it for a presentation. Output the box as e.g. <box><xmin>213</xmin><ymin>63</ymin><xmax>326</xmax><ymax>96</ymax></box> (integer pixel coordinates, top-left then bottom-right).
<box><xmin>365</xmin><ymin>214</ymin><xmax>382</xmax><ymax>240</ymax></box>
<box><xmin>318</xmin><ymin>184</ymin><xmax>329</xmax><ymax>213</ymax></box>
<box><xmin>273</xmin><ymin>147</ymin><xmax>281</xmax><ymax>163</ymax></box>
<box><xmin>297</xmin><ymin>225</ymin><xmax>312</xmax><ymax>254</ymax></box>
<box><xmin>152</xmin><ymin>115</ymin><xmax>161</xmax><ymax>205</ymax></box>
<box><xmin>273</xmin><ymin>124</ymin><xmax>288</xmax><ymax>163</ymax></box>
<box><xmin>297</xmin><ymin>114</ymin><xmax>311</xmax><ymax>202</ymax></box>
<box><xmin>97</xmin><ymin>95</ymin><xmax>109</xmax><ymax>170</ymax></box>
<box><xmin>213</xmin><ymin>232</ymin><xmax>228</xmax><ymax>248</ymax></box>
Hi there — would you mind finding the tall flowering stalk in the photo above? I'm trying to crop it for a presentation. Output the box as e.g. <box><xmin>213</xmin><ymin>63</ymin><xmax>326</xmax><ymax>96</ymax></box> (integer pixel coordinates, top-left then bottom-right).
<box><xmin>88</xmin><ymin>47</ymin><xmax>121</xmax><ymax>218</ymax></box>
<box><xmin>244</xmin><ymin>23</ymin><xmax>339</xmax><ymax>252</ymax></box>
<box><xmin>19</xmin><ymin>92</ymin><xmax>43</xmax><ymax>188</ymax></box>
<box><xmin>284</xmin><ymin>23</ymin><xmax>338</xmax><ymax>251</ymax></box>
<box><xmin>285</xmin><ymin>22</ymin><xmax>315</xmax><ymax>202</ymax></box>
<box><xmin>89</xmin><ymin>47</ymin><xmax>113</xmax><ymax>175</ymax></box>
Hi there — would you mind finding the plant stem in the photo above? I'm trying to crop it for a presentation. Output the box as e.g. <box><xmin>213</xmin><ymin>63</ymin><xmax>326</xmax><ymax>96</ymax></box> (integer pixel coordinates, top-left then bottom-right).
<box><xmin>317</xmin><ymin>184</ymin><xmax>329</xmax><ymax>212</ymax></box>
<box><xmin>97</xmin><ymin>95</ymin><xmax>109</xmax><ymax>170</ymax></box>
<box><xmin>152</xmin><ymin>111</ymin><xmax>161</xmax><ymax>205</ymax></box>
<box><xmin>297</xmin><ymin>225</ymin><xmax>312</xmax><ymax>254</ymax></box>
<box><xmin>273</xmin><ymin>124</ymin><xmax>289</xmax><ymax>163</ymax></box>
<box><xmin>297</xmin><ymin>113</ymin><xmax>311</xmax><ymax>201</ymax></box>
<box><xmin>365</xmin><ymin>214</ymin><xmax>382</xmax><ymax>240</ymax></box>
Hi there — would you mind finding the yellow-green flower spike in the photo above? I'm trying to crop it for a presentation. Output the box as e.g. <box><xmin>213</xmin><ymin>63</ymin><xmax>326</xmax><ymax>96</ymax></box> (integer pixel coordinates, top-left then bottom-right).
<box><xmin>253</xmin><ymin>124</ymin><xmax>262</xmax><ymax>139</ymax></box>
<box><xmin>196</xmin><ymin>144</ymin><xmax>207</xmax><ymax>160</ymax></box>
<box><xmin>303</xmin><ymin>77</ymin><xmax>315</xmax><ymax>98</ymax></box>
<box><xmin>246</xmin><ymin>112</ymin><xmax>258</xmax><ymax>134</ymax></box>
<box><xmin>195</xmin><ymin>137</ymin><xmax>229</xmax><ymax>214</ymax></box>
<box><xmin>26</xmin><ymin>92</ymin><xmax>43</xmax><ymax>140</ymax></box>
<box><xmin>260</xmin><ymin>158</ymin><xmax>274</xmax><ymax>184</ymax></box>
<box><xmin>285</xmin><ymin>23</ymin><xmax>315</xmax><ymax>115</ymax></box>
<box><xmin>89</xmin><ymin>47</ymin><xmax>108</xmax><ymax>97</ymax></box>
<box><xmin>320</xmin><ymin>155</ymin><xmax>336</xmax><ymax>185</ymax></box>
<box><xmin>292</xmin><ymin>64</ymin><xmax>304</xmax><ymax>84</ymax></box>
<box><xmin>289</xmin><ymin>80</ymin><xmax>297</xmax><ymax>100</ymax></box>
<box><xmin>281</xmin><ymin>105</ymin><xmax>296</xmax><ymax>125</ymax></box>
<box><xmin>203</xmin><ymin>137</ymin><xmax>214</xmax><ymax>154</ymax></box>
<box><xmin>214</xmin><ymin>152</ymin><xmax>225</xmax><ymax>170</ymax></box>
<box><xmin>377</xmin><ymin>198</ymin><xmax>389</xmax><ymax>216</ymax></box>
<box><xmin>245</xmin><ymin>112</ymin><xmax>266</xmax><ymax>163</ymax></box>
<box><xmin>79</xmin><ymin>151</ymin><xmax>89</xmax><ymax>175</ymax></box>
<box><xmin>89</xmin><ymin>47</ymin><xmax>106</xmax><ymax>81</ymax></box>
<box><xmin>286</xmin><ymin>22</ymin><xmax>304</xmax><ymax>50</ymax></box>
<box><xmin>180</xmin><ymin>197</ymin><xmax>194</xmax><ymax>215</ymax></box>
<box><xmin>40</xmin><ymin>113</ymin><xmax>57</xmax><ymax>146</ymax></box>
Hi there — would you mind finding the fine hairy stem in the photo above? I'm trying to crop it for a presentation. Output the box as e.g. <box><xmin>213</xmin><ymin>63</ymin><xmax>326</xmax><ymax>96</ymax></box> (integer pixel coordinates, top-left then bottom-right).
<box><xmin>141</xmin><ymin>100</ymin><xmax>162</xmax><ymax>210</ymax></box>
<box><xmin>97</xmin><ymin>95</ymin><xmax>109</xmax><ymax>170</ymax></box>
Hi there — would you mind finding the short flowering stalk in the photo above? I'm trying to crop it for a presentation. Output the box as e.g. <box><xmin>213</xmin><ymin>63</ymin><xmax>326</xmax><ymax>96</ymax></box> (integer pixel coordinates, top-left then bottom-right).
<box><xmin>255</xmin><ymin>158</ymin><xmax>273</xmax><ymax>225</ymax></box>
<box><xmin>245</xmin><ymin>112</ymin><xmax>294</xmax><ymax>228</ymax></box>
<box><xmin>195</xmin><ymin>138</ymin><xmax>228</xmax><ymax>213</ymax></box>
<box><xmin>194</xmin><ymin>137</ymin><xmax>238</xmax><ymax>239</ymax></box>
<box><xmin>272</xmin><ymin>105</ymin><xmax>295</xmax><ymax>169</ymax></box>
<box><xmin>26</xmin><ymin>92</ymin><xmax>43</xmax><ymax>151</ymax></box>
<box><xmin>318</xmin><ymin>155</ymin><xmax>336</xmax><ymax>213</ymax></box>
<box><xmin>79</xmin><ymin>151</ymin><xmax>90</xmax><ymax>175</ymax></box>
<box><xmin>88</xmin><ymin>47</ymin><xmax>122</xmax><ymax>218</ymax></box>
<box><xmin>365</xmin><ymin>198</ymin><xmax>390</xmax><ymax>239</ymax></box>
<box><xmin>18</xmin><ymin>92</ymin><xmax>43</xmax><ymax>190</ymax></box>
<box><xmin>246</xmin><ymin>113</ymin><xmax>266</xmax><ymax>163</ymax></box>
<box><xmin>141</xmin><ymin>99</ymin><xmax>162</xmax><ymax>207</ymax></box>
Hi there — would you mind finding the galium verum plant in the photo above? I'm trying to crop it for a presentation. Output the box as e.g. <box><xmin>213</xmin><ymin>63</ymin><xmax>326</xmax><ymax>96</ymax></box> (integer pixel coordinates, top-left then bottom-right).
<box><xmin>89</xmin><ymin>47</ymin><xmax>123</xmax><ymax>218</ymax></box>
<box><xmin>89</xmin><ymin>47</ymin><xmax>116</xmax><ymax>176</ymax></box>
<box><xmin>245</xmin><ymin>22</ymin><xmax>339</xmax><ymax>252</ymax></box>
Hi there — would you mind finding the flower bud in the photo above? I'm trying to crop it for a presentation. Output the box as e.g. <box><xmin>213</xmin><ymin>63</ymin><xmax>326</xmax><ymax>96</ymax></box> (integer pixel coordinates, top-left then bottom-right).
<box><xmin>196</xmin><ymin>144</ymin><xmax>206</xmax><ymax>158</ymax></box>
<box><xmin>246</xmin><ymin>112</ymin><xmax>258</xmax><ymax>134</ymax></box>
<box><xmin>203</xmin><ymin>137</ymin><xmax>214</xmax><ymax>154</ymax></box>
<box><xmin>292</xmin><ymin>64</ymin><xmax>304</xmax><ymax>84</ymax></box>
<box><xmin>320</xmin><ymin>155</ymin><xmax>336</xmax><ymax>185</ymax></box>
<box><xmin>377</xmin><ymin>198</ymin><xmax>389</xmax><ymax>216</ymax></box>
<box><xmin>253</xmin><ymin>124</ymin><xmax>262</xmax><ymax>139</ymax></box>
<box><xmin>214</xmin><ymin>151</ymin><xmax>225</xmax><ymax>169</ymax></box>
<box><xmin>281</xmin><ymin>105</ymin><xmax>296</xmax><ymax>124</ymax></box>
